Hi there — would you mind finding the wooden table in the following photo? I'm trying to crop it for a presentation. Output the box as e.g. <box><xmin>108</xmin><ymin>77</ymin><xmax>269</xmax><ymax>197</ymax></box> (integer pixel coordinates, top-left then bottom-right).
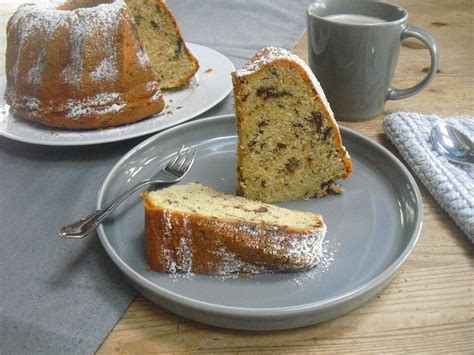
<box><xmin>1</xmin><ymin>1</ymin><xmax>473</xmax><ymax>352</ymax></box>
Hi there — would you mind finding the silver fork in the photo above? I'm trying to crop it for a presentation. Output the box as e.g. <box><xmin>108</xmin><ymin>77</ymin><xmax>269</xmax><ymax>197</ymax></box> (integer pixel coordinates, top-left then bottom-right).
<box><xmin>60</xmin><ymin>145</ymin><xmax>197</xmax><ymax>239</ymax></box>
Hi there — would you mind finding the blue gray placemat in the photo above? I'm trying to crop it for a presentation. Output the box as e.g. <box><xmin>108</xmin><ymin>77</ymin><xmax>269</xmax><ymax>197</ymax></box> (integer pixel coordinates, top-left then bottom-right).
<box><xmin>0</xmin><ymin>1</ymin><xmax>312</xmax><ymax>353</ymax></box>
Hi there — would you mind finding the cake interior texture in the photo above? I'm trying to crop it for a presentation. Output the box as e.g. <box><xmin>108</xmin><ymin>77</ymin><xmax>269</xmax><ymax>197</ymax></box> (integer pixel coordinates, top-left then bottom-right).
<box><xmin>126</xmin><ymin>0</ymin><xmax>199</xmax><ymax>89</ymax></box>
<box><xmin>143</xmin><ymin>182</ymin><xmax>326</xmax><ymax>275</ymax></box>
<box><xmin>233</xmin><ymin>49</ymin><xmax>352</xmax><ymax>203</ymax></box>
<box><xmin>146</xmin><ymin>183</ymin><xmax>322</xmax><ymax>229</ymax></box>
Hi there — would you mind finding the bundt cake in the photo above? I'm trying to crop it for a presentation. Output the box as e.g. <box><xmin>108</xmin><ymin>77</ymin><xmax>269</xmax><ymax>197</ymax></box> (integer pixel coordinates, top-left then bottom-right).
<box><xmin>232</xmin><ymin>47</ymin><xmax>352</xmax><ymax>203</ymax></box>
<box><xmin>126</xmin><ymin>0</ymin><xmax>199</xmax><ymax>89</ymax></box>
<box><xmin>143</xmin><ymin>182</ymin><xmax>327</xmax><ymax>275</ymax></box>
<box><xmin>4</xmin><ymin>0</ymin><xmax>165</xmax><ymax>129</ymax></box>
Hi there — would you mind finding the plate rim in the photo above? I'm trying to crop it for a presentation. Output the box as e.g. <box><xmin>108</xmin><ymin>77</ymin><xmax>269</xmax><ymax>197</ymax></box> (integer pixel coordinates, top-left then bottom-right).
<box><xmin>97</xmin><ymin>113</ymin><xmax>423</xmax><ymax>318</ymax></box>
<box><xmin>0</xmin><ymin>43</ymin><xmax>235</xmax><ymax>146</ymax></box>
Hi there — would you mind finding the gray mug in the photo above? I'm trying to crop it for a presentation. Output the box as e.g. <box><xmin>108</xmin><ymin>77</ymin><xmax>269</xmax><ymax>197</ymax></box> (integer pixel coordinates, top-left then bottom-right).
<box><xmin>307</xmin><ymin>1</ymin><xmax>438</xmax><ymax>121</ymax></box>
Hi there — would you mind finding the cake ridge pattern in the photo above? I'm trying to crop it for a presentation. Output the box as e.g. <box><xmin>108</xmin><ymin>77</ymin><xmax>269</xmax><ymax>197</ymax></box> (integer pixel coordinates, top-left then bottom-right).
<box><xmin>5</xmin><ymin>0</ymin><xmax>165</xmax><ymax>129</ymax></box>
<box><xmin>8</xmin><ymin>0</ymin><xmax>128</xmax><ymax>87</ymax></box>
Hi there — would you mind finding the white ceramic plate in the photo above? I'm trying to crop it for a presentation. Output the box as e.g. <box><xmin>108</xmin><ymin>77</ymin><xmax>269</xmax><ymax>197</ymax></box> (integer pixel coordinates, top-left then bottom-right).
<box><xmin>97</xmin><ymin>114</ymin><xmax>423</xmax><ymax>330</ymax></box>
<box><xmin>0</xmin><ymin>43</ymin><xmax>234</xmax><ymax>146</ymax></box>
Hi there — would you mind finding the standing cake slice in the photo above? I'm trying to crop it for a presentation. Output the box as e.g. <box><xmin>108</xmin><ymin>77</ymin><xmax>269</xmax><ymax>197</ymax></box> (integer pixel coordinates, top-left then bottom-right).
<box><xmin>126</xmin><ymin>0</ymin><xmax>199</xmax><ymax>89</ymax></box>
<box><xmin>232</xmin><ymin>47</ymin><xmax>352</xmax><ymax>203</ymax></box>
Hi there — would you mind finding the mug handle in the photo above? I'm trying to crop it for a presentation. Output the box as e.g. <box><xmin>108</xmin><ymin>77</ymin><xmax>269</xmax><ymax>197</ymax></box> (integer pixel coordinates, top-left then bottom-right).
<box><xmin>386</xmin><ymin>25</ymin><xmax>439</xmax><ymax>100</ymax></box>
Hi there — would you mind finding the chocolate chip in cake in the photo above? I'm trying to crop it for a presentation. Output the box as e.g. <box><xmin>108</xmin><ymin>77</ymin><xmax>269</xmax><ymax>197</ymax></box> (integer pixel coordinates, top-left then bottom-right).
<box><xmin>276</xmin><ymin>142</ymin><xmax>287</xmax><ymax>150</ymax></box>
<box><xmin>248</xmin><ymin>139</ymin><xmax>257</xmax><ymax>148</ymax></box>
<box><xmin>320</xmin><ymin>180</ymin><xmax>334</xmax><ymax>190</ymax></box>
<box><xmin>150</xmin><ymin>20</ymin><xmax>158</xmax><ymax>28</ymax></box>
<box><xmin>269</xmin><ymin>68</ymin><xmax>279</xmax><ymax>77</ymax></box>
<box><xmin>285</xmin><ymin>157</ymin><xmax>300</xmax><ymax>172</ymax></box>
<box><xmin>256</xmin><ymin>86</ymin><xmax>292</xmax><ymax>100</ymax></box>
<box><xmin>134</xmin><ymin>14</ymin><xmax>143</xmax><ymax>24</ymax></box>
<box><xmin>323</xmin><ymin>126</ymin><xmax>333</xmax><ymax>140</ymax></box>
<box><xmin>174</xmin><ymin>37</ymin><xmax>183</xmax><ymax>58</ymax></box>
<box><xmin>310</xmin><ymin>111</ymin><xmax>323</xmax><ymax>132</ymax></box>
<box><xmin>327</xmin><ymin>187</ymin><xmax>338</xmax><ymax>194</ymax></box>
<box><xmin>258</xmin><ymin>119</ymin><xmax>268</xmax><ymax>127</ymax></box>
<box><xmin>260</xmin><ymin>180</ymin><xmax>267</xmax><ymax>188</ymax></box>
<box><xmin>253</xmin><ymin>207</ymin><xmax>268</xmax><ymax>213</ymax></box>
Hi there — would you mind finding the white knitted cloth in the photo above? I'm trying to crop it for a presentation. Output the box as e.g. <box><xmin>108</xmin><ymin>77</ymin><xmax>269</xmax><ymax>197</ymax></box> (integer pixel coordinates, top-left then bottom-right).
<box><xmin>383</xmin><ymin>112</ymin><xmax>474</xmax><ymax>242</ymax></box>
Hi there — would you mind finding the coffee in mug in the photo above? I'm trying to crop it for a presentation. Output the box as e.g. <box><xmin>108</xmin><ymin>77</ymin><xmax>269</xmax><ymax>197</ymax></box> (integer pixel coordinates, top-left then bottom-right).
<box><xmin>307</xmin><ymin>1</ymin><xmax>438</xmax><ymax>121</ymax></box>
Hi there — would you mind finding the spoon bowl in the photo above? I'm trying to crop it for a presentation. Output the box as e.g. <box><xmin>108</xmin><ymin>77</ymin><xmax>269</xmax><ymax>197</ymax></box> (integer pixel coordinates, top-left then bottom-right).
<box><xmin>430</xmin><ymin>123</ymin><xmax>474</xmax><ymax>165</ymax></box>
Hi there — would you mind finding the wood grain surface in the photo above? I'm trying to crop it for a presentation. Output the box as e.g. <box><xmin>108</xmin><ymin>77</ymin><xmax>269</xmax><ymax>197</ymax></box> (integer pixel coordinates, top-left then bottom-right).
<box><xmin>1</xmin><ymin>0</ymin><xmax>473</xmax><ymax>353</ymax></box>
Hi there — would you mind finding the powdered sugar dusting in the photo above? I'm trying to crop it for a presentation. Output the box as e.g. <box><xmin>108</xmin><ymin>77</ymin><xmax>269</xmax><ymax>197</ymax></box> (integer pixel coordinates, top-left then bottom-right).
<box><xmin>291</xmin><ymin>239</ymin><xmax>336</xmax><ymax>287</ymax></box>
<box><xmin>162</xmin><ymin>238</ymin><xmax>335</xmax><ymax>285</ymax></box>
<box><xmin>136</xmin><ymin>49</ymin><xmax>151</xmax><ymax>67</ymax></box>
<box><xmin>90</xmin><ymin>58</ymin><xmax>118</xmax><ymax>82</ymax></box>
<box><xmin>4</xmin><ymin>92</ymin><xmax>40</xmax><ymax>112</ymax></box>
<box><xmin>27</xmin><ymin>64</ymin><xmax>42</xmax><ymax>85</ymax></box>
<box><xmin>7</xmin><ymin>0</ymin><xmax>126</xmax><ymax>88</ymax></box>
<box><xmin>235</xmin><ymin>46</ymin><xmax>334</xmax><ymax>118</ymax></box>
<box><xmin>66</xmin><ymin>92</ymin><xmax>125</xmax><ymax>119</ymax></box>
<box><xmin>25</xmin><ymin>97</ymin><xmax>40</xmax><ymax>111</ymax></box>
<box><xmin>146</xmin><ymin>81</ymin><xmax>163</xmax><ymax>102</ymax></box>
<box><xmin>8</xmin><ymin>3</ymin><xmax>67</xmax><ymax>82</ymax></box>
<box><xmin>151</xmin><ymin>217</ymin><xmax>326</xmax><ymax>276</ymax></box>
<box><xmin>60</xmin><ymin>1</ymin><xmax>124</xmax><ymax>86</ymax></box>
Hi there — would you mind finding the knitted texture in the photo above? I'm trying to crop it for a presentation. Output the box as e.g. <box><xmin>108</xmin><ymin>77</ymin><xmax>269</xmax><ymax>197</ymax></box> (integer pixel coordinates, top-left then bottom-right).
<box><xmin>383</xmin><ymin>112</ymin><xmax>473</xmax><ymax>242</ymax></box>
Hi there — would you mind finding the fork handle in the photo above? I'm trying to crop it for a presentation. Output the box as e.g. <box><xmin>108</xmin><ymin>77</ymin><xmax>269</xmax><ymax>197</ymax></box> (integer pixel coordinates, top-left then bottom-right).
<box><xmin>60</xmin><ymin>179</ymin><xmax>164</xmax><ymax>239</ymax></box>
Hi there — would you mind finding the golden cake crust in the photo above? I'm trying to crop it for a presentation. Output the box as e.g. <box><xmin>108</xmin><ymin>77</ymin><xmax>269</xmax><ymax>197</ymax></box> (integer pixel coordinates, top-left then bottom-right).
<box><xmin>143</xmin><ymin>183</ymin><xmax>326</xmax><ymax>275</ymax></box>
<box><xmin>4</xmin><ymin>0</ymin><xmax>165</xmax><ymax>129</ymax></box>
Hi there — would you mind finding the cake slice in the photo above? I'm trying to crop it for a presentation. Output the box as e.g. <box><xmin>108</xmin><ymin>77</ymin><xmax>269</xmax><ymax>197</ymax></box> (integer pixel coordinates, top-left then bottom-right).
<box><xmin>232</xmin><ymin>47</ymin><xmax>352</xmax><ymax>203</ymax></box>
<box><xmin>126</xmin><ymin>0</ymin><xmax>199</xmax><ymax>89</ymax></box>
<box><xmin>143</xmin><ymin>182</ymin><xmax>326</xmax><ymax>275</ymax></box>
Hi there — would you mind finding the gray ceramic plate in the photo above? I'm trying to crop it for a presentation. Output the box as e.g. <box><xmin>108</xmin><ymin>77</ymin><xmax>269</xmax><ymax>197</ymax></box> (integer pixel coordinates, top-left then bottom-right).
<box><xmin>97</xmin><ymin>114</ymin><xmax>422</xmax><ymax>330</ymax></box>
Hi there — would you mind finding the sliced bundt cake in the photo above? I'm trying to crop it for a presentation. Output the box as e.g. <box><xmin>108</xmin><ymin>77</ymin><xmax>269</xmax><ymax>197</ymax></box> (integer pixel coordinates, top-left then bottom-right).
<box><xmin>232</xmin><ymin>47</ymin><xmax>352</xmax><ymax>203</ymax></box>
<box><xmin>126</xmin><ymin>0</ymin><xmax>199</xmax><ymax>89</ymax></box>
<box><xmin>143</xmin><ymin>182</ymin><xmax>326</xmax><ymax>275</ymax></box>
<box><xmin>4</xmin><ymin>0</ymin><xmax>165</xmax><ymax>129</ymax></box>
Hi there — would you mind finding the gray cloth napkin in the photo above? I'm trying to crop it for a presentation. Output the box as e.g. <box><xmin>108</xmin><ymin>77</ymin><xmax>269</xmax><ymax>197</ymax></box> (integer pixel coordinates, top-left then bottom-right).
<box><xmin>0</xmin><ymin>1</ymin><xmax>312</xmax><ymax>353</ymax></box>
<box><xmin>383</xmin><ymin>112</ymin><xmax>474</xmax><ymax>242</ymax></box>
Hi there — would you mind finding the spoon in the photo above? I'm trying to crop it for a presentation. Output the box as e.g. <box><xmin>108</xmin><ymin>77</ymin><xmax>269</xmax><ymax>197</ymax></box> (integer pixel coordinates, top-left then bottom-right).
<box><xmin>430</xmin><ymin>123</ymin><xmax>474</xmax><ymax>165</ymax></box>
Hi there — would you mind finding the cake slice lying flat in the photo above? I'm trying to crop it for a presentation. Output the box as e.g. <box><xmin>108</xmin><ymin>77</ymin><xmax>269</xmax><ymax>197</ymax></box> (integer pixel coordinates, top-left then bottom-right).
<box><xmin>232</xmin><ymin>47</ymin><xmax>352</xmax><ymax>203</ymax></box>
<box><xmin>143</xmin><ymin>182</ymin><xmax>326</xmax><ymax>275</ymax></box>
<box><xmin>126</xmin><ymin>0</ymin><xmax>199</xmax><ymax>89</ymax></box>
